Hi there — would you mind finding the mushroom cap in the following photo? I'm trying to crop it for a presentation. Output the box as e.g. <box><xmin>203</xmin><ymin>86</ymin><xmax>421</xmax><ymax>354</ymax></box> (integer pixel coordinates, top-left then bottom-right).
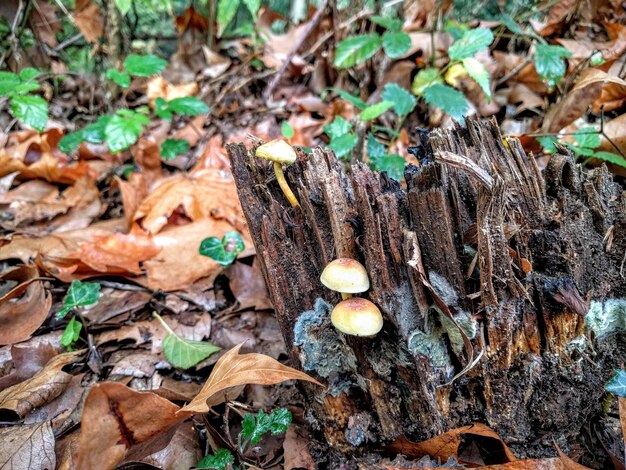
<box><xmin>331</xmin><ymin>297</ymin><xmax>383</xmax><ymax>336</ymax></box>
<box><xmin>255</xmin><ymin>139</ymin><xmax>297</xmax><ymax>164</ymax></box>
<box><xmin>320</xmin><ymin>258</ymin><xmax>369</xmax><ymax>294</ymax></box>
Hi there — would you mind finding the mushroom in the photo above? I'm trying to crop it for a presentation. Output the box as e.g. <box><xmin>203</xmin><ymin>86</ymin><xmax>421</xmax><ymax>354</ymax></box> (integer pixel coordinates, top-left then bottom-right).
<box><xmin>331</xmin><ymin>297</ymin><xmax>383</xmax><ymax>337</ymax></box>
<box><xmin>255</xmin><ymin>139</ymin><xmax>300</xmax><ymax>207</ymax></box>
<box><xmin>320</xmin><ymin>258</ymin><xmax>369</xmax><ymax>300</ymax></box>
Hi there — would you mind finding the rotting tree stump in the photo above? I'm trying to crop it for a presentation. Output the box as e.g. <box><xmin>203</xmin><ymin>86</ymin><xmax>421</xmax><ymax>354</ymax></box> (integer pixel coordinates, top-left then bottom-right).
<box><xmin>227</xmin><ymin>119</ymin><xmax>626</xmax><ymax>466</ymax></box>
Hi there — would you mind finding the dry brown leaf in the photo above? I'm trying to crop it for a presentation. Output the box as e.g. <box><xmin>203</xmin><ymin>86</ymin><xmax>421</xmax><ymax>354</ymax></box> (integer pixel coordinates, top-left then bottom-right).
<box><xmin>180</xmin><ymin>343</ymin><xmax>322</xmax><ymax>413</ymax></box>
<box><xmin>0</xmin><ymin>350</ymin><xmax>83</xmax><ymax>419</ymax></box>
<box><xmin>0</xmin><ymin>342</ymin><xmax>57</xmax><ymax>391</ymax></box>
<box><xmin>201</xmin><ymin>46</ymin><xmax>232</xmax><ymax>78</ymax></box>
<box><xmin>146</xmin><ymin>76</ymin><xmax>199</xmax><ymax>108</ymax></box>
<box><xmin>0</xmin><ymin>265</ymin><xmax>51</xmax><ymax>345</ymax></box>
<box><xmin>493</xmin><ymin>51</ymin><xmax>547</xmax><ymax>94</ymax></box>
<box><xmin>73</xmin><ymin>0</ymin><xmax>104</xmax><ymax>43</ymax></box>
<box><xmin>0</xmin><ymin>421</ymin><xmax>56</xmax><ymax>470</ymax></box>
<box><xmin>529</xmin><ymin>0</ymin><xmax>577</xmax><ymax>36</ymax></box>
<box><xmin>193</xmin><ymin>135</ymin><xmax>231</xmax><ymax>172</ymax></box>
<box><xmin>384</xmin><ymin>456</ymin><xmax>589</xmax><ymax>469</ymax></box>
<box><xmin>283</xmin><ymin>425</ymin><xmax>316</xmax><ymax>470</ymax></box>
<box><xmin>30</xmin><ymin>0</ymin><xmax>60</xmax><ymax>47</ymax></box>
<box><xmin>227</xmin><ymin>259</ymin><xmax>272</xmax><ymax>311</ymax></box>
<box><xmin>507</xmin><ymin>84</ymin><xmax>545</xmax><ymax>113</ymax></box>
<box><xmin>75</xmin><ymin>382</ymin><xmax>190</xmax><ymax>470</ymax></box>
<box><xmin>597</xmin><ymin>113</ymin><xmax>626</xmax><ymax>160</ymax></box>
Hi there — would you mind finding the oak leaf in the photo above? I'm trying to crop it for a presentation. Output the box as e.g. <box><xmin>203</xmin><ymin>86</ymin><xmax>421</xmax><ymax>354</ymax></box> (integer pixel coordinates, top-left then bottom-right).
<box><xmin>0</xmin><ymin>421</ymin><xmax>56</xmax><ymax>470</ymax></box>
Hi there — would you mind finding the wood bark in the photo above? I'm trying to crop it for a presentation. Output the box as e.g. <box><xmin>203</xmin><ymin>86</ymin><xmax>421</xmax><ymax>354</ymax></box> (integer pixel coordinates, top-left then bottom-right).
<box><xmin>227</xmin><ymin>119</ymin><xmax>626</xmax><ymax>465</ymax></box>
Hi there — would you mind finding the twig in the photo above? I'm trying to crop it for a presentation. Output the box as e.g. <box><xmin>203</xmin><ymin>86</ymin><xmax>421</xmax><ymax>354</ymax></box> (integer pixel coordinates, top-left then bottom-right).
<box><xmin>495</xmin><ymin>55</ymin><xmax>533</xmax><ymax>86</ymax></box>
<box><xmin>263</xmin><ymin>1</ymin><xmax>328</xmax><ymax>104</ymax></box>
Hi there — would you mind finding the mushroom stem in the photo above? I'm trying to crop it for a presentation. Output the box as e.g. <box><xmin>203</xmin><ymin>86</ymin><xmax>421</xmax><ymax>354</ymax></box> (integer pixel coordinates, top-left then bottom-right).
<box><xmin>341</xmin><ymin>293</ymin><xmax>352</xmax><ymax>300</ymax></box>
<box><xmin>273</xmin><ymin>161</ymin><xmax>300</xmax><ymax>208</ymax></box>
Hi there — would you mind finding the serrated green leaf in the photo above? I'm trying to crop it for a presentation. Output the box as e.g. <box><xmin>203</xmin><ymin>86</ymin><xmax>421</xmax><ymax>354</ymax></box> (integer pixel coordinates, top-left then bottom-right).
<box><xmin>105</xmin><ymin>111</ymin><xmax>149</xmax><ymax>153</ymax></box>
<box><xmin>448</xmin><ymin>27</ymin><xmax>494</xmax><ymax>61</ymax></box>
<box><xmin>360</xmin><ymin>101</ymin><xmax>393</xmax><ymax>121</ymax></box>
<box><xmin>371</xmin><ymin>15</ymin><xmax>402</xmax><ymax>31</ymax></box>
<box><xmin>241</xmin><ymin>413</ymin><xmax>257</xmax><ymax>441</ymax></box>
<box><xmin>10</xmin><ymin>95</ymin><xmax>48</xmax><ymax>131</ymax></box>
<box><xmin>59</xmin><ymin>131</ymin><xmax>85</xmax><ymax>154</ymax></box>
<box><xmin>462</xmin><ymin>57</ymin><xmax>491</xmax><ymax>102</ymax></box>
<box><xmin>217</xmin><ymin>0</ymin><xmax>240</xmax><ymax>37</ymax></box>
<box><xmin>444</xmin><ymin>20</ymin><xmax>469</xmax><ymax>40</ymax></box>
<box><xmin>567</xmin><ymin>144</ymin><xmax>595</xmax><ymax>157</ymax></box>
<box><xmin>281</xmin><ymin>120</ymin><xmax>294</xmax><ymax>139</ymax></box>
<box><xmin>573</xmin><ymin>128</ymin><xmax>600</xmax><ymax>149</ymax></box>
<box><xmin>323</xmin><ymin>116</ymin><xmax>352</xmax><ymax>140</ymax></box>
<box><xmin>606</xmin><ymin>369</ymin><xmax>626</xmax><ymax>397</ymax></box>
<box><xmin>154</xmin><ymin>97</ymin><xmax>172</xmax><ymax>121</ymax></box>
<box><xmin>534</xmin><ymin>44</ymin><xmax>571</xmax><ymax>90</ymax></box>
<box><xmin>123</xmin><ymin>54</ymin><xmax>167</xmax><ymax>77</ymax></box>
<box><xmin>167</xmin><ymin>96</ymin><xmax>209</xmax><ymax>116</ymax></box>
<box><xmin>593</xmin><ymin>151</ymin><xmax>626</xmax><ymax>168</ymax></box>
<box><xmin>199</xmin><ymin>231</ymin><xmax>245</xmax><ymax>267</ymax></box>
<box><xmin>60</xmin><ymin>317</ymin><xmax>82</xmax><ymax>350</ymax></box>
<box><xmin>329</xmin><ymin>133</ymin><xmax>358</xmax><ymax>158</ymax></box>
<box><xmin>57</xmin><ymin>280</ymin><xmax>100</xmax><ymax>319</ymax></box>
<box><xmin>0</xmin><ymin>72</ymin><xmax>21</xmax><ymax>96</ymax></box>
<box><xmin>382</xmin><ymin>30</ymin><xmax>411</xmax><ymax>59</ymax></box>
<box><xmin>18</xmin><ymin>67</ymin><xmax>40</xmax><ymax>82</ymax></box>
<box><xmin>162</xmin><ymin>332</ymin><xmax>221</xmax><ymax>369</ymax></box>
<box><xmin>161</xmin><ymin>138</ymin><xmax>190</xmax><ymax>159</ymax></box>
<box><xmin>197</xmin><ymin>448</ymin><xmax>235</xmax><ymax>470</ymax></box>
<box><xmin>381</xmin><ymin>83</ymin><xmax>416</xmax><ymax>116</ymax></box>
<box><xmin>422</xmin><ymin>83</ymin><xmax>468</xmax><ymax>120</ymax></box>
<box><xmin>537</xmin><ymin>135</ymin><xmax>557</xmax><ymax>154</ymax></box>
<box><xmin>367</xmin><ymin>133</ymin><xmax>386</xmax><ymax>158</ymax></box>
<box><xmin>114</xmin><ymin>0</ymin><xmax>132</xmax><ymax>15</ymax></box>
<box><xmin>13</xmin><ymin>82</ymin><xmax>41</xmax><ymax>95</ymax></box>
<box><xmin>105</xmin><ymin>68</ymin><xmax>131</xmax><ymax>88</ymax></box>
<box><xmin>369</xmin><ymin>153</ymin><xmax>406</xmax><ymax>181</ymax></box>
<box><xmin>268</xmin><ymin>407</ymin><xmax>292</xmax><ymax>435</ymax></box>
<box><xmin>242</xmin><ymin>0</ymin><xmax>260</xmax><ymax>16</ymax></box>
<box><xmin>411</xmin><ymin>68</ymin><xmax>442</xmax><ymax>96</ymax></box>
<box><xmin>83</xmin><ymin>116</ymin><xmax>110</xmax><ymax>143</ymax></box>
<box><xmin>334</xmin><ymin>34</ymin><xmax>382</xmax><ymax>69</ymax></box>
<box><xmin>328</xmin><ymin>87</ymin><xmax>367</xmax><ymax>110</ymax></box>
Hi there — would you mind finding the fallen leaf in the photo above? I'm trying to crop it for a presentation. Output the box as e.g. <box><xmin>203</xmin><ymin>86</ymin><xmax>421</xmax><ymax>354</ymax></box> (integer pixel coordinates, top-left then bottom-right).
<box><xmin>597</xmin><ymin>113</ymin><xmax>626</xmax><ymax>161</ymax></box>
<box><xmin>530</xmin><ymin>0</ymin><xmax>577</xmax><ymax>36</ymax></box>
<box><xmin>0</xmin><ymin>265</ymin><xmax>51</xmax><ymax>345</ymax></box>
<box><xmin>73</xmin><ymin>0</ymin><xmax>104</xmax><ymax>43</ymax></box>
<box><xmin>146</xmin><ymin>76</ymin><xmax>199</xmax><ymax>108</ymax></box>
<box><xmin>0</xmin><ymin>421</ymin><xmax>56</xmax><ymax>470</ymax></box>
<box><xmin>30</xmin><ymin>0</ymin><xmax>60</xmax><ymax>47</ymax></box>
<box><xmin>180</xmin><ymin>343</ymin><xmax>322</xmax><ymax>413</ymax></box>
<box><xmin>201</xmin><ymin>46</ymin><xmax>232</xmax><ymax>78</ymax></box>
<box><xmin>0</xmin><ymin>350</ymin><xmax>83</xmax><ymax>419</ymax></box>
<box><xmin>0</xmin><ymin>342</ymin><xmax>57</xmax><ymax>391</ymax></box>
<box><xmin>227</xmin><ymin>259</ymin><xmax>272</xmax><ymax>311</ymax></box>
<box><xmin>75</xmin><ymin>382</ymin><xmax>190</xmax><ymax>470</ymax></box>
<box><xmin>283</xmin><ymin>425</ymin><xmax>316</xmax><ymax>470</ymax></box>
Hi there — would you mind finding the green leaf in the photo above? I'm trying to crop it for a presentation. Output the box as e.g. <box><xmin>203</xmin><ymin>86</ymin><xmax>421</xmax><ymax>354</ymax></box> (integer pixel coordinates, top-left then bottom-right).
<box><xmin>58</xmin><ymin>131</ymin><xmax>86</xmax><ymax>154</ymax></box>
<box><xmin>534</xmin><ymin>44</ymin><xmax>571</xmax><ymax>90</ymax></box>
<box><xmin>217</xmin><ymin>0</ymin><xmax>240</xmax><ymax>37</ymax></box>
<box><xmin>242</xmin><ymin>0</ymin><xmax>260</xmax><ymax>16</ymax></box>
<box><xmin>323</xmin><ymin>116</ymin><xmax>352</xmax><ymax>140</ymax></box>
<box><xmin>381</xmin><ymin>83</ymin><xmax>416</xmax><ymax>116</ymax></box>
<box><xmin>371</xmin><ymin>15</ymin><xmax>402</xmax><ymax>31</ymax></box>
<box><xmin>448</xmin><ymin>27</ymin><xmax>494</xmax><ymax>61</ymax></box>
<box><xmin>360</xmin><ymin>101</ymin><xmax>393</xmax><ymax>121</ymax></box>
<box><xmin>13</xmin><ymin>82</ymin><xmax>41</xmax><ymax>95</ymax></box>
<box><xmin>123</xmin><ymin>54</ymin><xmax>167</xmax><ymax>77</ymax></box>
<box><xmin>328</xmin><ymin>88</ymin><xmax>367</xmax><ymax>110</ymax></box>
<box><xmin>161</xmin><ymin>138</ymin><xmax>190</xmax><ymax>159</ymax></box>
<box><xmin>240</xmin><ymin>408</ymin><xmax>292</xmax><ymax>446</ymax></box>
<box><xmin>334</xmin><ymin>34</ymin><xmax>382</xmax><ymax>69</ymax></box>
<box><xmin>462</xmin><ymin>57</ymin><xmax>491</xmax><ymax>102</ymax></box>
<box><xmin>105</xmin><ymin>68</ymin><xmax>131</xmax><ymax>88</ymax></box>
<box><xmin>57</xmin><ymin>280</ymin><xmax>100</xmax><ymax>319</ymax></box>
<box><xmin>281</xmin><ymin>121</ymin><xmax>294</xmax><ymax>139</ymax></box>
<box><xmin>606</xmin><ymin>369</ymin><xmax>626</xmax><ymax>397</ymax></box>
<box><xmin>370</xmin><ymin>153</ymin><xmax>406</xmax><ymax>181</ymax></box>
<box><xmin>82</xmin><ymin>116</ymin><xmax>110</xmax><ymax>143</ymax></box>
<box><xmin>268</xmin><ymin>407</ymin><xmax>292</xmax><ymax>435</ymax></box>
<box><xmin>0</xmin><ymin>72</ymin><xmax>22</xmax><ymax>95</ymax></box>
<box><xmin>162</xmin><ymin>331</ymin><xmax>221</xmax><ymax>369</ymax></box>
<box><xmin>411</xmin><ymin>68</ymin><xmax>442</xmax><ymax>96</ymax></box>
<box><xmin>367</xmin><ymin>133</ymin><xmax>386</xmax><ymax>158</ymax></box>
<box><xmin>105</xmin><ymin>110</ymin><xmax>149</xmax><ymax>153</ymax></box>
<box><xmin>154</xmin><ymin>97</ymin><xmax>172</xmax><ymax>121</ymax></box>
<box><xmin>197</xmin><ymin>449</ymin><xmax>235</xmax><ymax>470</ymax></box>
<box><xmin>593</xmin><ymin>151</ymin><xmax>626</xmax><ymax>169</ymax></box>
<box><xmin>60</xmin><ymin>317</ymin><xmax>82</xmax><ymax>350</ymax></box>
<box><xmin>382</xmin><ymin>30</ymin><xmax>411</xmax><ymax>59</ymax></box>
<box><xmin>199</xmin><ymin>231</ymin><xmax>245</xmax><ymax>267</ymax></box>
<box><xmin>422</xmin><ymin>83</ymin><xmax>468</xmax><ymax>120</ymax></box>
<box><xmin>537</xmin><ymin>135</ymin><xmax>558</xmax><ymax>154</ymax></box>
<box><xmin>10</xmin><ymin>95</ymin><xmax>48</xmax><ymax>132</ymax></box>
<box><xmin>114</xmin><ymin>0</ymin><xmax>132</xmax><ymax>15</ymax></box>
<box><xmin>329</xmin><ymin>133</ymin><xmax>358</xmax><ymax>159</ymax></box>
<box><xmin>567</xmin><ymin>144</ymin><xmax>595</xmax><ymax>157</ymax></box>
<box><xmin>167</xmin><ymin>96</ymin><xmax>209</xmax><ymax>116</ymax></box>
<box><xmin>573</xmin><ymin>128</ymin><xmax>600</xmax><ymax>149</ymax></box>
<box><xmin>18</xmin><ymin>67</ymin><xmax>40</xmax><ymax>82</ymax></box>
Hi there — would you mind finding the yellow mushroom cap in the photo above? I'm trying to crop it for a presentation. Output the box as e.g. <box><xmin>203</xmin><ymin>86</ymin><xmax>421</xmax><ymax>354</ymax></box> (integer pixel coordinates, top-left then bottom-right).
<box><xmin>255</xmin><ymin>139</ymin><xmax>297</xmax><ymax>164</ymax></box>
<box><xmin>331</xmin><ymin>297</ymin><xmax>383</xmax><ymax>336</ymax></box>
<box><xmin>320</xmin><ymin>258</ymin><xmax>369</xmax><ymax>294</ymax></box>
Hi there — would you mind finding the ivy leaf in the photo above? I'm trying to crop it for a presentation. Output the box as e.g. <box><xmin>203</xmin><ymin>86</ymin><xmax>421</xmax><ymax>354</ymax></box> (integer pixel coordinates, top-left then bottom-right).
<box><xmin>606</xmin><ymin>370</ymin><xmax>626</xmax><ymax>397</ymax></box>
<box><xmin>573</xmin><ymin>127</ymin><xmax>600</xmax><ymax>149</ymax></box>
<box><xmin>217</xmin><ymin>0</ymin><xmax>241</xmax><ymax>37</ymax></box>
<box><xmin>593</xmin><ymin>151</ymin><xmax>626</xmax><ymax>169</ymax></box>
<box><xmin>105</xmin><ymin>110</ymin><xmax>150</xmax><ymax>153</ymax></box>
<box><xmin>160</xmin><ymin>138</ymin><xmax>190</xmax><ymax>159</ymax></box>
<box><xmin>382</xmin><ymin>83</ymin><xmax>416</xmax><ymax>116</ymax></box>
<box><xmin>371</xmin><ymin>15</ymin><xmax>402</xmax><ymax>31</ymax></box>
<box><xmin>60</xmin><ymin>317</ymin><xmax>82</xmax><ymax>350</ymax></box>
<box><xmin>328</xmin><ymin>87</ymin><xmax>367</xmax><ymax>110</ymax></box>
<box><xmin>448</xmin><ymin>27</ymin><xmax>494</xmax><ymax>61</ymax></box>
<box><xmin>197</xmin><ymin>449</ymin><xmax>235</xmax><ymax>470</ymax></box>
<box><xmin>411</xmin><ymin>68</ymin><xmax>442</xmax><ymax>96</ymax></box>
<box><xmin>57</xmin><ymin>280</ymin><xmax>101</xmax><ymax>319</ymax></box>
<box><xmin>334</xmin><ymin>34</ymin><xmax>382</xmax><ymax>69</ymax></box>
<box><xmin>167</xmin><ymin>96</ymin><xmax>209</xmax><ymax>116</ymax></box>
<box><xmin>323</xmin><ymin>116</ymin><xmax>352</xmax><ymax>140</ymax></box>
<box><xmin>105</xmin><ymin>68</ymin><xmax>131</xmax><ymax>88</ymax></box>
<box><xmin>382</xmin><ymin>30</ymin><xmax>411</xmax><ymax>59</ymax></box>
<box><xmin>242</xmin><ymin>0</ymin><xmax>260</xmax><ymax>16</ymax></box>
<box><xmin>199</xmin><ymin>231</ymin><xmax>245</xmax><ymax>267</ymax></box>
<box><xmin>329</xmin><ymin>133</ymin><xmax>358</xmax><ymax>159</ymax></box>
<box><xmin>367</xmin><ymin>133</ymin><xmax>386</xmax><ymax>159</ymax></box>
<box><xmin>462</xmin><ymin>57</ymin><xmax>491</xmax><ymax>102</ymax></box>
<box><xmin>360</xmin><ymin>101</ymin><xmax>394</xmax><ymax>121</ymax></box>
<box><xmin>422</xmin><ymin>83</ymin><xmax>468</xmax><ymax>120</ymax></box>
<box><xmin>123</xmin><ymin>54</ymin><xmax>167</xmax><ymax>77</ymax></box>
<box><xmin>114</xmin><ymin>0</ymin><xmax>132</xmax><ymax>15</ymax></box>
<box><xmin>281</xmin><ymin>121</ymin><xmax>294</xmax><ymax>139</ymax></box>
<box><xmin>370</xmin><ymin>153</ymin><xmax>406</xmax><ymax>181</ymax></box>
<box><xmin>10</xmin><ymin>95</ymin><xmax>48</xmax><ymax>132</ymax></box>
<box><xmin>0</xmin><ymin>71</ymin><xmax>21</xmax><ymax>95</ymax></box>
<box><xmin>534</xmin><ymin>44</ymin><xmax>571</xmax><ymax>90</ymax></box>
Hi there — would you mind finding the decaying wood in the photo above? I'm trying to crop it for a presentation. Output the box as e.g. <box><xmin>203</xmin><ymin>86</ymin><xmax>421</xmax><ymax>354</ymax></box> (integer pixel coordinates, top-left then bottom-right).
<box><xmin>228</xmin><ymin>118</ymin><xmax>626</xmax><ymax>464</ymax></box>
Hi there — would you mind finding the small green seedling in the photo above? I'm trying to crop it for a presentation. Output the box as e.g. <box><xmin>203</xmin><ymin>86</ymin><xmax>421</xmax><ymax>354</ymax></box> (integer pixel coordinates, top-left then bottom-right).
<box><xmin>57</xmin><ymin>280</ymin><xmax>101</xmax><ymax>351</ymax></box>
<box><xmin>199</xmin><ymin>231</ymin><xmax>245</xmax><ymax>267</ymax></box>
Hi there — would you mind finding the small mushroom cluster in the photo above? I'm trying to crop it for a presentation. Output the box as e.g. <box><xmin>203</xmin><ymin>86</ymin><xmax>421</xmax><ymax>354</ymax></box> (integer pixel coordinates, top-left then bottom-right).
<box><xmin>320</xmin><ymin>258</ymin><xmax>383</xmax><ymax>337</ymax></box>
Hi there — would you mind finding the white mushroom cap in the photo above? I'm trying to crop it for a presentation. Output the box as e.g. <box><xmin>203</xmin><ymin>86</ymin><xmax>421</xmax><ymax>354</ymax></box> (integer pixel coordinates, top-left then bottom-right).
<box><xmin>331</xmin><ymin>297</ymin><xmax>383</xmax><ymax>336</ymax></box>
<box><xmin>320</xmin><ymin>258</ymin><xmax>369</xmax><ymax>294</ymax></box>
<box><xmin>255</xmin><ymin>139</ymin><xmax>297</xmax><ymax>164</ymax></box>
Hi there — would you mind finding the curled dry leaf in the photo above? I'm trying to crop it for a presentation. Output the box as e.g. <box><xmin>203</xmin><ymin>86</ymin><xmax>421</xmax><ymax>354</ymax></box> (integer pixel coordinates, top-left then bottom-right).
<box><xmin>0</xmin><ymin>265</ymin><xmax>51</xmax><ymax>345</ymax></box>
<box><xmin>0</xmin><ymin>350</ymin><xmax>83</xmax><ymax>419</ymax></box>
<box><xmin>0</xmin><ymin>421</ymin><xmax>56</xmax><ymax>470</ymax></box>
<box><xmin>180</xmin><ymin>343</ymin><xmax>322</xmax><ymax>414</ymax></box>
<box><xmin>0</xmin><ymin>342</ymin><xmax>57</xmax><ymax>391</ymax></box>
<box><xmin>76</xmin><ymin>382</ymin><xmax>190</xmax><ymax>470</ymax></box>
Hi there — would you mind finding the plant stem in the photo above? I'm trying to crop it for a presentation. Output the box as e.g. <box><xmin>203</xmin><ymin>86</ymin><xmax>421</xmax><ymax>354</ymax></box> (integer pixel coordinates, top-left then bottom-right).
<box><xmin>273</xmin><ymin>162</ymin><xmax>300</xmax><ymax>208</ymax></box>
<box><xmin>152</xmin><ymin>311</ymin><xmax>176</xmax><ymax>336</ymax></box>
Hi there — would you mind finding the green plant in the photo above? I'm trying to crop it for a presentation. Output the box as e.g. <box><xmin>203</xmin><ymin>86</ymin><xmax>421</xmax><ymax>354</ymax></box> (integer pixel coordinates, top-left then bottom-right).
<box><xmin>105</xmin><ymin>53</ymin><xmax>167</xmax><ymax>88</ymax></box>
<box><xmin>197</xmin><ymin>407</ymin><xmax>292</xmax><ymax>469</ymax></box>
<box><xmin>0</xmin><ymin>68</ymin><xmax>48</xmax><ymax>131</ymax></box>
<box><xmin>199</xmin><ymin>231</ymin><xmax>245</xmax><ymax>267</ymax></box>
<box><xmin>57</xmin><ymin>280</ymin><xmax>101</xmax><ymax>351</ymax></box>
<box><xmin>538</xmin><ymin>128</ymin><xmax>626</xmax><ymax>169</ymax></box>
<box><xmin>216</xmin><ymin>0</ymin><xmax>261</xmax><ymax>38</ymax></box>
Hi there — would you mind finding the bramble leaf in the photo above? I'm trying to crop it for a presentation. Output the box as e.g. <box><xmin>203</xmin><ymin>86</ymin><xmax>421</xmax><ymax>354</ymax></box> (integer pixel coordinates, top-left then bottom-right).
<box><xmin>10</xmin><ymin>95</ymin><xmax>48</xmax><ymax>131</ymax></box>
<box><xmin>105</xmin><ymin>110</ymin><xmax>150</xmax><ymax>153</ymax></box>
<box><xmin>167</xmin><ymin>96</ymin><xmax>209</xmax><ymax>116</ymax></box>
<box><xmin>334</xmin><ymin>34</ymin><xmax>382</xmax><ymax>68</ymax></box>
<box><xmin>105</xmin><ymin>68</ymin><xmax>131</xmax><ymax>88</ymax></box>
<box><xmin>448</xmin><ymin>27</ymin><xmax>493</xmax><ymax>61</ymax></box>
<box><xmin>382</xmin><ymin>83</ymin><xmax>416</xmax><ymax>116</ymax></box>
<box><xmin>217</xmin><ymin>0</ymin><xmax>240</xmax><ymax>37</ymax></box>
<box><xmin>382</xmin><ymin>30</ymin><xmax>411</xmax><ymax>58</ymax></box>
<box><xmin>123</xmin><ymin>54</ymin><xmax>167</xmax><ymax>77</ymax></box>
<box><xmin>360</xmin><ymin>101</ymin><xmax>393</xmax><ymax>121</ymax></box>
<box><xmin>422</xmin><ymin>83</ymin><xmax>468</xmax><ymax>120</ymax></box>
<box><xmin>534</xmin><ymin>44</ymin><xmax>571</xmax><ymax>90</ymax></box>
<box><xmin>462</xmin><ymin>58</ymin><xmax>491</xmax><ymax>102</ymax></box>
<box><xmin>281</xmin><ymin>120</ymin><xmax>294</xmax><ymax>139</ymax></box>
<box><xmin>160</xmin><ymin>138</ymin><xmax>190</xmax><ymax>159</ymax></box>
